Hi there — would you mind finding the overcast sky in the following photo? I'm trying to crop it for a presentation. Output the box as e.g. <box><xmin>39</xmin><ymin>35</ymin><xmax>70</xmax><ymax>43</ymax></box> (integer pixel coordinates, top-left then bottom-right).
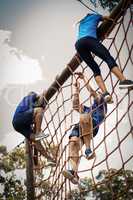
<box><xmin>0</xmin><ymin>0</ymin><xmax>109</xmax><ymax>86</ymax></box>
<box><xmin>0</xmin><ymin>0</ymin><xmax>105</xmax><ymax>145</ymax></box>
<box><xmin>0</xmin><ymin>0</ymin><xmax>132</xmax><ymax>173</ymax></box>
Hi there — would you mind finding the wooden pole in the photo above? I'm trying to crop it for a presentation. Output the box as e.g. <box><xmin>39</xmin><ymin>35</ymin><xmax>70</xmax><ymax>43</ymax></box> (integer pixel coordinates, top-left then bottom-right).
<box><xmin>25</xmin><ymin>139</ymin><xmax>35</xmax><ymax>200</ymax></box>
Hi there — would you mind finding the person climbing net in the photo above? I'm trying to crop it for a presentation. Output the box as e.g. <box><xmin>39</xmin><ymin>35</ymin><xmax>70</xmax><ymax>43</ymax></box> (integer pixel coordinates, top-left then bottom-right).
<box><xmin>62</xmin><ymin>72</ymin><xmax>109</xmax><ymax>188</ymax></box>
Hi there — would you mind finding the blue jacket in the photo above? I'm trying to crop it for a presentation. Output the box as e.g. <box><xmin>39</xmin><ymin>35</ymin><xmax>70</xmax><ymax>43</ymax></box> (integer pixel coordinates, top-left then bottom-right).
<box><xmin>14</xmin><ymin>92</ymin><xmax>38</xmax><ymax>115</ymax></box>
<box><xmin>83</xmin><ymin>95</ymin><xmax>107</xmax><ymax>135</ymax></box>
<box><xmin>77</xmin><ymin>13</ymin><xmax>103</xmax><ymax>40</ymax></box>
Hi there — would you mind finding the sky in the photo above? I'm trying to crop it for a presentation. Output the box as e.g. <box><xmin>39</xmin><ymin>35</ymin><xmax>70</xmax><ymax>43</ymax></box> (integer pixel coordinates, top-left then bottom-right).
<box><xmin>0</xmin><ymin>0</ymin><xmax>105</xmax><ymax>147</ymax></box>
<box><xmin>0</xmin><ymin>0</ymin><xmax>109</xmax><ymax>84</ymax></box>
<box><xmin>0</xmin><ymin>0</ymin><xmax>84</xmax><ymax>83</ymax></box>
<box><xmin>0</xmin><ymin>0</ymin><xmax>132</xmax><ymax>175</ymax></box>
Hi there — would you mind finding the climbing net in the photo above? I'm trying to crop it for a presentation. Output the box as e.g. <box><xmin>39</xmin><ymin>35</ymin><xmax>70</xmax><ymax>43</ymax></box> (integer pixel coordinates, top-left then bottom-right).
<box><xmin>32</xmin><ymin>2</ymin><xmax>133</xmax><ymax>200</ymax></box>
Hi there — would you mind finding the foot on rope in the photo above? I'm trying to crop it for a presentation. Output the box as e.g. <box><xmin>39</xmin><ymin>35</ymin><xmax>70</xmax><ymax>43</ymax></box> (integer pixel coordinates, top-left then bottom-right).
<box><xmin>35</xmin><ymin>141</ymin><xmax>57</xmax><ymax>166</ymax></box>
<box><xmin>35</xmin><ymin>132</ymin><xmax>49</xmax><ymax>141</ymax></box>
<box><xmin>45</xmin><ymin>158</ymin><xmax>57</xmax><ymax>167</ymax></box>
<box><xmin>119</xmin><ymin>79</ymin><xmax>133</xmax><ymax>89</ymax></box>
<box><xmin>78</xmin><ymin>179</ymin><xmax>88</xmax><ymax>191</ymax></box>
<box><xmin>62</xmin><ymin>169</ymin><xmax>87</xmax><ymax>190</ymax></box>
<box><xmin>103</xmin><ymin>92</ymin><xmax>114</xmax><ymax>104</ymax></box>
<box><xmin>35</xmin><ymin>141</ymin><xmax>51</xmax><ymax>157</ymax></box>
<box><xmin>85</xmin><ymin>148</ymin><xmax>95</xmax><ymax>160</ymax></box>
<box><xmin>62</xmin><ymin>169</ymin><xmax>79</xmax><ymax>184</ymax></box>
<box><xmin>33</xmin><ymin>155</ymin><xmax>56</xmax><ymax>168</ymax></box>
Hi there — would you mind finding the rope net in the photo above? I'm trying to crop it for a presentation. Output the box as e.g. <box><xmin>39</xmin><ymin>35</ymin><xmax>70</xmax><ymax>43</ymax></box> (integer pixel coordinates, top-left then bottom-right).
<box><xmin>31</xmin><ymin>2</ymin><xmax>133</xmax><ymax>200</ymax></box>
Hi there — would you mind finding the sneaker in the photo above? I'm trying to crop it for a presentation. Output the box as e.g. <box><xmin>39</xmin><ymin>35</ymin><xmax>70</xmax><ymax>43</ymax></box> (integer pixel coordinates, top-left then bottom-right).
<box><xmin>119</xmin><ymin>80</ymin><xmax>133</xmax><ymax>89</ymax></box>
<box><xmin>95</xmin><ymin>171</ymin><xmax>103</xmax><ymax>180</ymax></box>
<box><xmin>62</xmin><ymin>170</ymin><xmax>79</xmax><ymax>184</ymax></box>
<box><xmin>35</xmin><ymin>132</ymin><xmax>49</xmax><ymax>141</ymax></box>
<box><xmin>85</xmin><ymin>148</ymin><xmax>95</xmax><ymax>160</ymax></box>
<box><xmin>45</xmin><ymin>159</ymin><xmax>56</xmax><ymax>167</ymax></box>
<box><xmin>78</xmin><ymin>180</ymin><xmax>87</xmax><ymax>191</ymax></box>
<box><xmin>103</xmin><ymin>92</ymin><xmax>113</xmax><ymax>104</ymax></box>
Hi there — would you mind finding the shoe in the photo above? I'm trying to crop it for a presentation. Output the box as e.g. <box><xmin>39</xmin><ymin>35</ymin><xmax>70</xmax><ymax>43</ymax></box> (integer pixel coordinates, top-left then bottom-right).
<box><xmin>45</xmin><ymin>159</ymin><xmax>56</xmax><ymax>167</ymax></box>
<box><xmin>78</xmin><ymin>180</ymin><xmax>87</xmax><ymax>191</ymax></box>
<box><xmin>119</xmin><ymin>80</ymin><xmax>133</xmax><ymax>89</ymax></box>
<box><xmin>103</xmin><ymin>92</ymin><xmax>113</xmax><ymax>104</ymax></box>
<box><xmin>62</xmin><ymin>170</ymin><xmax>79</xmax><ymax>184</ymax></box>
<box><xmin>95</xmin><ymin>171</ymin><xmax>103</xmax><ymax>180</ymax></box>
<box><xmin>85</xmin><ymin>148</ymin><xmax>95</xmax><ymax>160</ymax></box>
<box><xmin>35</xmin><ymin>132</ymin><xmax>49</xmax><ymax>141</ymax></box>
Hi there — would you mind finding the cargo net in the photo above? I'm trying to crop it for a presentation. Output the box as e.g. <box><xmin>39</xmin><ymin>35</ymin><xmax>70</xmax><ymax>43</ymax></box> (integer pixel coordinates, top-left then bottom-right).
<box><xmin>33</xmin><ymin>5</ymin><xmax>133</xmax><ymax>200</ymax></box>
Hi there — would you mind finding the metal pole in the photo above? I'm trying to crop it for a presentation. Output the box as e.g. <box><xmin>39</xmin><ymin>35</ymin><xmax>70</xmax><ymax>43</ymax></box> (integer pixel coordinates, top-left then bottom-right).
<box><xmin>45</xmin><ymin>0</ymin><xmax>131</xmax><ymax>102</ymax></box>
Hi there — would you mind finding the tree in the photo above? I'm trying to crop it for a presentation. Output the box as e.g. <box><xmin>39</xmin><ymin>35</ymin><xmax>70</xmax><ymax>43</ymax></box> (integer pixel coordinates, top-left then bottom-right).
<box><xmin>66</xmin><ymin>169</ymin><xmax>133</xmax><ymax>200</ymax></box>
<box><xmin>0</xmin><ymin>145</ymin><xmax>26</xmax><ymax>200</ymax></box>
<box><xmin>94</xmin><ymin>169</ymin><xmax>133</xmax><ymax>199</ymax></box>
<box><xmin>89</xmin><ymin>0</ymin><xmax>120</xmax><ymax>12</ymax></box>
<box><xmin>0</xmin><ymin>174</ymin><xmax>26</xmax><ymax>200</ymax></box>
<box><xmin>0</xmin><ymin>142</ymin><xmax>60</xmax><ymax>200</ymax></box>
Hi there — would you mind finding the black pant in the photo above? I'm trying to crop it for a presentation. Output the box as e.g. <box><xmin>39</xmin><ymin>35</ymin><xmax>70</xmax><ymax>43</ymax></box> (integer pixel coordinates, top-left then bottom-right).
<box><xmin>75</xmin><ymin>36</ymin><xmax>117</xmax><ymax>77</ymax></box>
<box><xmin>12</xmin><ymin>109</ymin><xmax>34</xmax><ymax>139</ymax></box>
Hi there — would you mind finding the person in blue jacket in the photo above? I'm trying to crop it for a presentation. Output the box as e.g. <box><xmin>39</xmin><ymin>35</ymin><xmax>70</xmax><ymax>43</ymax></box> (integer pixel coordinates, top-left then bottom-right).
<box><xmin>75</xmin><ymin>13</ymin><xmax>133</xmax><ymax>103</ymax></box>
<box><xmin>12</xmin><ymin>91</ymin><xmax>47</xmax><ymax>141</ymax></box>
<box><xmin>63</xmin><ymin>73</ymin><xmax>107</xmax><ymax>185</ymax></box>
<box><xmin>12</xmin><ymin>91</ymin><xmax>56</xmax><ymax>165</ymax></box>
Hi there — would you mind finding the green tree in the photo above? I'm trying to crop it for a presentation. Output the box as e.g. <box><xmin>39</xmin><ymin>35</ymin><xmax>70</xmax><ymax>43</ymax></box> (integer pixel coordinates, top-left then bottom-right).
<box><xmin>0</xmin><ymin>145</ymin><xmax>26</xmax><ymax>200</ymax></box>
<box><xmin>89</xmin><ymin>0</ymin><xmax>120</xmax><ymax>12</ymax></box>
<box><xmin>94</xmin><ymin>169</ymin><xmax>133</xmax><ymax>199</ymax></box>
<box><xmin>67</xmin><ymin>169</ymin><xmax>133</xmax><ymax>200</ymax></box>
<box><xmin>0</xmin><ymin>174</ymin><xmax>26</xmax><ymax>200</ymax></box>
<box><xmin>0</xmin><ymin>143</ymin><xmax>60</xmax><ymax>199</ymax></box>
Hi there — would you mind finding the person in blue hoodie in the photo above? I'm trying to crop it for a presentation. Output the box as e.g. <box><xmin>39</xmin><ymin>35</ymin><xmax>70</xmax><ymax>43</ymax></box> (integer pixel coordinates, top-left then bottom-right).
<box><xmin>75</xmin><ymin>13</ymin><xmax>133</xmax><ymax>103</ymax></box>
<box><xmin>12</xmin><ymin>91</ymin><xmax>56</xmax><ymax>165</ymax></box>
<box><xmin>12</xmin><ymin>91</ymin><xmax>47</xmax><ymax>141</ymax></box>
<box><xmin>63</xmin><ymin>73</ymin><xmax>107</xmax><ymax>185</ymax></box>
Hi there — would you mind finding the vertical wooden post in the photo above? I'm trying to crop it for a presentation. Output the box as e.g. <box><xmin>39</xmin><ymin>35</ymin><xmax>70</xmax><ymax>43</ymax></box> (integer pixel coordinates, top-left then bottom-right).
<box><xmin>25</xmin><ymin>139</ymin><xmax>35</xmax><ymax>200</ymax></box>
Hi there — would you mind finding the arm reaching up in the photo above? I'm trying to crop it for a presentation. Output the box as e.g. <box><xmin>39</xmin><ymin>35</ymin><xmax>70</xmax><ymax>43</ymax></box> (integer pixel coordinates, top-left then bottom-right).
<box><xmin>72</xmin><ymin>80</ymin><xmax>80</xmax><ymax>112</ymax></box>
<box><xmin>82</xmin><ymin>76</ymin><xmax>98</xmax><ymax>99</ymax></box>
<box><xmin>75</xmin><ymin>72</ymin><xmax>98</xmax><ymax>99</ymax></box>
